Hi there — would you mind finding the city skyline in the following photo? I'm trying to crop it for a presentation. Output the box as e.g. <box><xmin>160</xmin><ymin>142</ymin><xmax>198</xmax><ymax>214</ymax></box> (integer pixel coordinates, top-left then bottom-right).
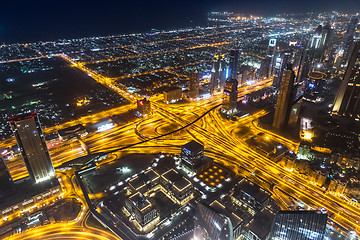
<box><xmin>0</xmin><ymin>8</ymin><xmax>360</xmax><ymax>240</ymax></box>
<box><xmin>1</xmin><ymin>1</ymin><xmax>360</xmax><ymax>44</ymax></box>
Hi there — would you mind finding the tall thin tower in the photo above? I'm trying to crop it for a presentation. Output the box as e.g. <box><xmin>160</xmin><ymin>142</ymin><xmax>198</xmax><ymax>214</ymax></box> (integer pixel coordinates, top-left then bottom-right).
<box><xmin>332</xmin><ymin>41</ymin><xmax>360</xmax><ymax>117</ymax></box>
<box><xmin>189</xmin><ymin>70</ymin><xmax>200</xmax><ymax>99</ymax></box>
<box><xmin>229</xmin><ymin>49</ymin><xmax>239</xmax><ymax>79</ymax></box>
<box><xmin>9</xmin><ymin>113</ymin><xmax>55</xmax><ymax>183</ymax></box>
<box><xmin>273</xmin><ymin>66</ymin><xmax>296</xmax><ymax>130</ymax></box>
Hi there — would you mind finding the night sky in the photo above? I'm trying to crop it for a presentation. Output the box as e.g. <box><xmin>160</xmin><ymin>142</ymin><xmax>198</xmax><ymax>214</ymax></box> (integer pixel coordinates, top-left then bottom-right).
<box><xmin>0</xmin><ymin>0</ymin><xmax>359</xmax><ymax>44</ymax></box>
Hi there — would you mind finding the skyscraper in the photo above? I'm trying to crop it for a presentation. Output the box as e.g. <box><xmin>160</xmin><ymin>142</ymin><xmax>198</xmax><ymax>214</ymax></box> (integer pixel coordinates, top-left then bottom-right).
<box><xmin>309</xmin><ymin>25</ymin><xmax>330</xmax><ymax>61</ymax></box>
<box><xmin>0</xmin><ymin>157</ymin><xmax>15</xmax><ymax>198</ymax></box>
<box><xmin>229</xmin><ymin>49</ymin><xmax>239</xmax><ymax>79</ymax></box>
<box><xmin>332</xmin><ymin>41</ymin><xmax>360</xmax><ymax>117</ymax></box>
<box><xmin>259</xmin><ymin>57</ymin><xmax>272</xmax><ymax>80</ymax></box>
<box><xmin>342</xmin><ymin>17</ymin><xmax>359</xmax><ymax>65</ymax></box>
<box><xmin>267</xmin><ymin>39</ymin><xmax>277</xmax><ymax>57</ymax></box>
<box><xmin>269</xmin><ymin>211</ymin><xmax>328</xmax><ymax>240</ymax></box>
<box><xmin>211</xmin><ymin>53</ymin><xmax>225</xmax><ymax>94</ymax></box>
<box><xmin>189</xmin><ymin>70</ymin><xmax>200</xmax><ymax>99</ymax></box>
<box><xmin>266</xmin><ymin>39</ymin><xmax>277</xmax><ymax>78</ymax></box>
<box><xmin>8</xmin><ymin>113</ymin><xmax>55</xmax><ymax>183</ymax></box>
<box><xmin>272</xmin><ymin>52</ymin><xmax>291</xmax><ymax>87</ymax></box>
<box><xmin>296</xmin><ymin>48</ymin><xmax>310</xmax><ymax>83</ymax></box>
<box><xmin>223</xmin><ymin>78</ymin><xmax>238</xmax><ymax>113</ymax></box>
<box><xmin>273</xmin><ymin>66</ymin><xmax>296</xmax><ymax>130</ymax></box>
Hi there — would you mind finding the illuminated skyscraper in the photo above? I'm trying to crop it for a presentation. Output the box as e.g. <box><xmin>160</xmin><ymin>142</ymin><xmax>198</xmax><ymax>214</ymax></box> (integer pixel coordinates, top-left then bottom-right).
<box><xmin>332</xmin><ymin>41</ymin><xmax>360</xmax><ymax>117</ymax></box>
<box><xmin>229</xmin><ymin>49</ymin><xmax>239</xmax><ymax>79</ymax></box>
<box><xmin>189</xmin><ymin>70</ymin><xmax>200</xmax><ymax>99</ymax></box>
<box><xmin>211</xmin><ymin>53</ymin><xmax>225</xmax><ymax>94</ymax></box>
<box><xmin>272</xmin><ymin>52</ymin><xmax>291</xmax><ymax>87</ymax></box>
<box><xmin>0</xmin><ymin>157</ymin><xmax>15</xmax><ymax>197</ymax></box>
<box><xmin>8</xmin><ymin>113</ymin><xmax>55</xmax><ymax>183</ymax></box>
<box><xmin>269</xmin><ymin>211</ymin><xmax>328</xmax><ymax>240</ymax></box>
<box><xmin>223</xmin><ymin>78</ymin><xmax>238</xmax><ymax>113</ymax></box>
<box><xmin>196</xmin><ymin>202</ymin><xmax>233</xmax><ymax>240</ymax></box>
<box><xmin>273</xmin><ymin>66</ymin><xmax>296</xmax><ymax>130</ymax></box>
<box><xmin>267</xmin><ymin>39</ymin><xmax>277</xmax><ymax>57</ymax></box>
<box><xmin>309</xmin><ymin>25</ymin><xmax>324</xmax><ymax>60</ymax></box>
<box><xmin>296</xmin><ymin>48</ymin><xmax>310</xmax><ymax>83</ymax></box>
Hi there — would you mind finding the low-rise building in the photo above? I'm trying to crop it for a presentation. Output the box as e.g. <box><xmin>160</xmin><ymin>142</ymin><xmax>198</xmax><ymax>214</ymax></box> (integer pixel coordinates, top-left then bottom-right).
<box><xmin>125</xmin><ymin>192</ymin><xmax>159</xmax><ymax>232</ymax></box>
<box><xmin>128</xmin><ymin>169</ymin><xmax>160</xmax><ymax>194</ymax></box>
<box><xmin>57</xmin><ymin>124</ymin><xmax>87</xmax><ymax>141</ymax></box>
<box><xmin>0</xmin><ymin>178</ymin><xmax>62</xmax><ymax>219</ymax></box>
<box><xmin>164</xmin><ymin>87</ymin><xmax>182</xmax><ymax>104</ymax></box>
<box><xmin>231</xmin><ymin>179</ymin><xmax>271</xmax><ymax>215</ymax></box>
<box><xmin>161</xmin><ymin>169</ymin><xmax>193</xmax><ymax>205</ymax></box>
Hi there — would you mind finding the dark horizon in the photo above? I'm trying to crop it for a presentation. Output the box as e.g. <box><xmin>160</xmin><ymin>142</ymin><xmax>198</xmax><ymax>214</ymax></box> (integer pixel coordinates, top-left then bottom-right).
<box><xmin>0</xmin><ymin>0</ymin><xmax>360</xmax><ymax>44</ymax></box>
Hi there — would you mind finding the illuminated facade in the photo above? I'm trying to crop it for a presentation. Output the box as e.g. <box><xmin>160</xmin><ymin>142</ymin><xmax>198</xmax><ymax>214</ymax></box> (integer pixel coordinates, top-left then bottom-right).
<box><xmin>332</xmin><ymin>41</ymin><xmax>360</xmax><ymax>117</ymax></box>
<box><xmin>269</xmin><ymin>211</ymin><xmax>328</xmax><ymax>240</ymax></box>
<box><xmin>231</xmin><ymin>179</ymin><xmax>271</xmax><ymax>215</ymax></box>
<box><xmin>180</xmin><ymin>140</ymin><xmax>207</xmax><ymax>173</ymax></box>
<box><xmin>0</xmin><ymin>179</ymin><xmax>61</xmax><ymax>219</ymax></box>
<box><xmin>160</xmin><ymin>169</ymin><xmax>193</xmax><ymax>205</ymax></box>
<box><xmin>309</xmin><ymin>24</ymin><xmax>333</xmax><ymax>61</ymax></box>
<box><xmin>128</xmin><ymin>169</ymin><xmax>160</xmax><ymax>193</ymax></box>
<box><xmin>223</xmin><ymin>78</ymin><xmax>238</xmax><ymax>113</ymax></box>
<box><xmin>273</xmin><ymin>67</ymin><xmax>296</xmax><ymax>130</ymax></box>
<box><xmin>272</xmin><ymin>52</ymin><xmax>291</xmax><ymax>87</ymax></box>
<box><xmin>303</xmin><ymin>71</ymin><xmax>327</xmax><ymax>102</ymax></box>
<box><xmin>8</xmin><ymin>113</ymin><xmax>55</xmax><ymax>183</ymax></box>
<box><xmin>197</xmin><ymin>202</ymin><xmax>233</xmax><ymax>240</ymax></box>
<box><xmin>125</xmin><ymin>192</ymin><xmax>159</xmax><ymax>231</ymax></box>
<box><xmin>211</xmin><ymin>53</ymin><xmax>226</xmax><ymax>94</ymax></box>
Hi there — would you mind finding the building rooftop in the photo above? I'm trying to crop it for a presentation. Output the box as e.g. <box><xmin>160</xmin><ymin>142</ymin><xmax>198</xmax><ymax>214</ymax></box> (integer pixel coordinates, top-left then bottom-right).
<box><xmin>162</xmin><ymin>169</ymin><xmax>192</xmax><ymax>191</ymax></box>
<box><xmin>182</xmin><ymin>140</ymin><xmax>204</xmax><ymax>153</ymax></box>
<box><xmin>198</xmin><ymin>163</ymin><xmax>227</xmax><ymax>188</ymax></box>
<box><xmin>128</xmin><ymin>192</ymin><xmax>153</xmax><ymax>213</ymax></box>
<box><xmin>245</xmin><ymin>208</ymin><xmax>275</xmax><ymax>240</ymax></box>
<box><xmin>128</xmin><ymin>169</ymin><xmax>160</xmax><ymax>191</ymax></box>
<box><xmin>7</xmin><ymin>112</ymin><xmax>37</xmax><ymax>122</ymax></box>
<box><xmin>58</xmin><ymin>124</ymin><xmax>86</xmax><ymax>137</ymax></box>
<box><xmin>234</xmin><ymin>179</ymin><xmax>271</xmax><ymax>204</ymax></box>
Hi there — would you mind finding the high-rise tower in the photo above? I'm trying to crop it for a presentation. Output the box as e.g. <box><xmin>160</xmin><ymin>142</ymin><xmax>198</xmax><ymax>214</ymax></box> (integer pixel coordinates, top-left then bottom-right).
<box><xmin>343</xmin><ymin>17</ymin><xmax>359</xmax><ymax>64</ymax></box>
<box><xmin>223</xmin><ymin>78</ymin><xmax>238</xmax><ymax>113</ymax></box>
<box><xmin>189</xmin><ymin>70</ymin><xmax>200</xmax><ymax>99</ymax></box>
<box><xmin>211</xmin><ymin>54</ymin><xmax>225</xmax><ymax>95</ymax></box>
<box><xmin>332</xmin><ymin>41</ymin><xmax>360</xmax><ymax>117</ymax></box>
<box><xmin>229</xmin><ymin>49</ymin><xmax>239</xmax><ymax>79</ymax></box>
<box><xmin>273</xmin><ymin>66</ymin><xmax>296</xmax><ymax>130</ymax></box>
<box><xmin>8</xmin><ymin>113</ymin><xmax>55</xmax><ymax>183</ymax></box>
